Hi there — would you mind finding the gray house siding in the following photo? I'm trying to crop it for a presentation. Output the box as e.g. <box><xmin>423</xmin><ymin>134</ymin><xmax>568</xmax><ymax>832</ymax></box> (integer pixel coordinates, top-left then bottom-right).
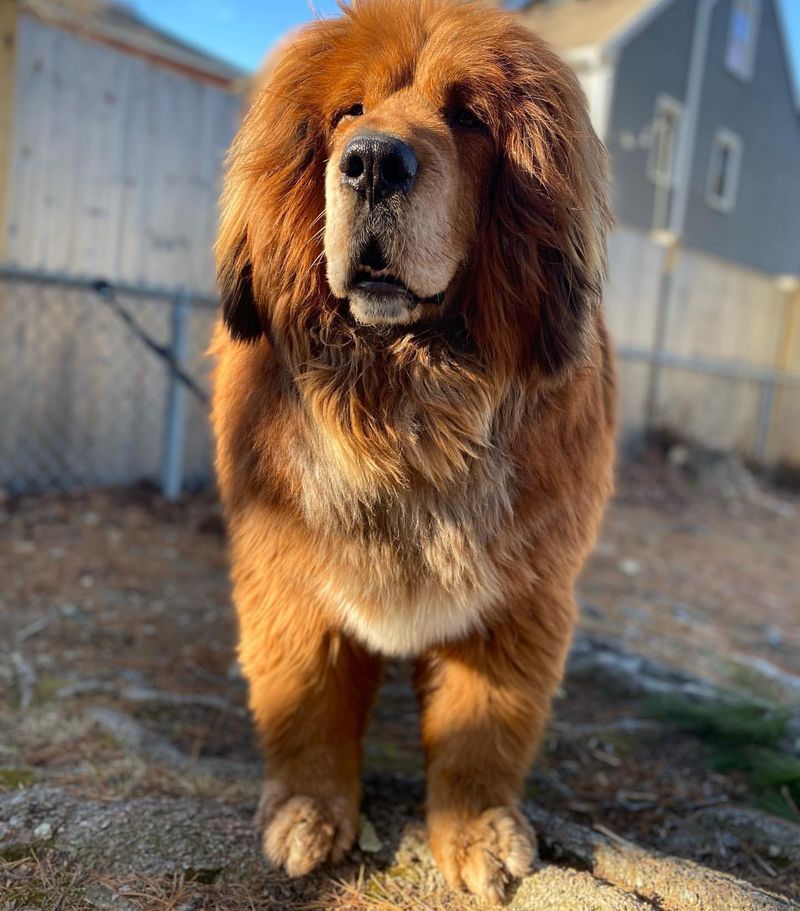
<box><xmin>606</xmin><ymin>0</ymin><xmax>696</xmax><ymax>233</ymax></box>
<box><xmin>683</xmin><ymin>0</ymin><xmax>800</xmax><ymax>275</ymax></box>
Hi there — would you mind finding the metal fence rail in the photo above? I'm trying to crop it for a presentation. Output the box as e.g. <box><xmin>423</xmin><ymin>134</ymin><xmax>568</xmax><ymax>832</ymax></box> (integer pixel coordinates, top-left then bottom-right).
<box><xmin>0</xmin><ymin>266</ymin><xmax>217</xmax><ymax>497</ymax></box>
<box><xmin>1</xmin><ymin>265</ymin><xmax>798</xmax><ymax>498</ymax></box>
<box><xmin>617</xmin><ymin>345</ymin><xmax>800</xmax><ymax>463</ymax></box>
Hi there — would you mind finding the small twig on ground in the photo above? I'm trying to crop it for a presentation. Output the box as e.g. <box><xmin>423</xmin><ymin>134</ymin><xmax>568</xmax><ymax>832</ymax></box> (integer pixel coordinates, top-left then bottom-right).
<box><xmin>86</xmin><ymin>706</ymin><xmax>261</xmax><ymax>778</ymax></box>
<box><xmin>729</xmin><ymin>654</ymin><xmax>800</xmax><ymax>699</ymax></box>
<box><xmin>751</xmin><ymin>853</ymin><xmax>778</xmax><ymax>878</ymax></box>
<box><xmin>780</xmin><ymin>784</ymin><xmax>800</xmax><ymax>820</ymax></box>
<box><xmin>676</xmin><ymin>794</ymin><xmax>732</xmax><ymax>811</ymax></box>
<box><xmin>56</xmin><ymin>681</ymin><xmax>247</xmax><ymax>717</ymax></box>
<box><xmin>593</xmin><ymin>823</ymin><xmax>630</xmax><ymax>845</ymax></box>
<box><xmin>11</xmin><ymin>651</ymin><xmax>37</xmax><ymax>709</ymax></box>
<box><xmin>550</xmin><ymin>718</ymin><xmax>662</xmax><ymax>738</ymax></box>
<box><xmin>120</xmin><ymin>686</ymin><xmax>248</xmax><ymax>717</ymax></box>
<box><xmin>15</xmin><ymin>614</ymin><xmax>52</xmax><ymax>644</ymax></box>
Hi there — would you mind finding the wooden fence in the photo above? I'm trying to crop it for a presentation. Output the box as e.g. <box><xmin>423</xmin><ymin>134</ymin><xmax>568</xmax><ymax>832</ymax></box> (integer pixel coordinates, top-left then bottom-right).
<box><xmin>606</xmin><ymin>227</ymin><xmax>800</xmax><ymax>467</ymax></box>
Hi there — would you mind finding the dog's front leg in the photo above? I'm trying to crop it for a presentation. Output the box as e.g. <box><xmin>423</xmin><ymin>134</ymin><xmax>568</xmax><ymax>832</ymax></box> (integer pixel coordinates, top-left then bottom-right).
<box><xmin>415</xmin><ymin>594</ymin><xmax>576</xmax><ymax>902</ymax></box>
<box><xmin>238</xmin><ymin>586</ymin><xmax>383</xmax><ymax>877</ymax></box>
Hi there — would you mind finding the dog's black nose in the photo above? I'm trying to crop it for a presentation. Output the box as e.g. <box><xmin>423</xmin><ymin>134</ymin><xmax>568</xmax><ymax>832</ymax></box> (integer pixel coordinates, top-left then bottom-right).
<box><xmin>339</xmin><ymin>133</ymin><xmax>418</xmax><ymax>208</ymax></box>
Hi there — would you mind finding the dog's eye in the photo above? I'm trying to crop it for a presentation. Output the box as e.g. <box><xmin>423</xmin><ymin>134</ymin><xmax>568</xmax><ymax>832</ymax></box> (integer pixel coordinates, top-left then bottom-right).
<box><xmin>333</xmin><ymin>103</ymin><xmax>364</xmax><ymax>127</ymax></box>
<box><xmin>451</xmin><ymin>107</ymin><xmax>484</xmax><ymax>131</ymax></box>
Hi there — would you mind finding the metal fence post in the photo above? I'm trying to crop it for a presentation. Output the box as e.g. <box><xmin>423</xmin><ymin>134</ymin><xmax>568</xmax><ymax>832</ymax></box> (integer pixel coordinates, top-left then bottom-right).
<box><xmin>161</xmin><ymin>289</ymin><xmax>190</xmax><ymax>500</ymax></box>
<box><xmin>645</xmin><ymin>234</ymin><xmax>680</xmax><ymax>429</ymax></box>
<box><xmin>755</xmin><ymin>379</ymin><xmax>776</xmax><ymax>465</ymax></box>
<box><xmin>763</xmin><ymin>276</ymin><xmax>800</xmax><ymax>467</ymax></box>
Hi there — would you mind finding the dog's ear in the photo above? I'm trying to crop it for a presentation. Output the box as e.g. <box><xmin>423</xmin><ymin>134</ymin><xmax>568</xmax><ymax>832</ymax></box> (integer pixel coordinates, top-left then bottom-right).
<box><xmin>482</xmin><ymin>32</ymin><xmax>611</xmax><ymax>376</ymax></box>
<box><xmin>217</xmin><ymin>241</ymin><xmax>264</xmax><ymax>343</ymax></box>
<box><xmin>215</xmin><ymin>24</ymin><xmax>329</xmax><ymax>346</ymax></box>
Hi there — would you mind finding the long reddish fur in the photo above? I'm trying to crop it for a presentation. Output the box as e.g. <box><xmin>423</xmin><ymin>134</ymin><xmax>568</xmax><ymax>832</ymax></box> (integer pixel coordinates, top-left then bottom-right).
<box><xmin>212</xmin><ymin>0</ymin><xmax>616</xmax><ymax>896</ymax></box>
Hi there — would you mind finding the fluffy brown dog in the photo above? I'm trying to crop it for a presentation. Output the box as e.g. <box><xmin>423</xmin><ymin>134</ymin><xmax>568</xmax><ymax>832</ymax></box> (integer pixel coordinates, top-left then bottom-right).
<box><xmin>212</xmin><ymin>0</ymin><xmax>616</xmax><ymax>901</ymax></box>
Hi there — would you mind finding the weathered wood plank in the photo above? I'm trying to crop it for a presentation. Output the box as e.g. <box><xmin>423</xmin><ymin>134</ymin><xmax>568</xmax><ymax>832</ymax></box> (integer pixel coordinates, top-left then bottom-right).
<box><xmin>4</xmin><ymin>13</ymin><xmax>238</xmax><ymax>293</ymax></box>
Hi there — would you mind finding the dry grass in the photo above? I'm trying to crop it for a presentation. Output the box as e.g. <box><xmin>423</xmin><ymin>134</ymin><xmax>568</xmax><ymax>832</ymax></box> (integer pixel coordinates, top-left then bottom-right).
<box><xmin>1</xmin><ymin>854</ymin><xmax>87</xmax><ymax>911</ymax></box>
<box><xmin>0</xmin><ymin>856</ymin><xmax>445</xmax><ymax>911</ymax></box>
<box><xmin>302</xmin><ymin>868</ymin><xmax>481</xmax><ymax>911</ymax></box>
<box><xmin>0</xmin><ymin>857</ymin><xmax>263</xmax><ymax>911</ymax></box>
<box><xmin>0</xmin><ymin>858</ymin><xmax>473</xmax><ymax>911</ymax></box>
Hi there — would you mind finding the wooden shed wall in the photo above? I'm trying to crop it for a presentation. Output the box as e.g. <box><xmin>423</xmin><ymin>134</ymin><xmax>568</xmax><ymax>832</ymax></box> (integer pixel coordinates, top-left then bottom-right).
<box><xmin>2</xmin><ymin>13</ymin><xmax>240</xmax><ymax>293</ymax></box>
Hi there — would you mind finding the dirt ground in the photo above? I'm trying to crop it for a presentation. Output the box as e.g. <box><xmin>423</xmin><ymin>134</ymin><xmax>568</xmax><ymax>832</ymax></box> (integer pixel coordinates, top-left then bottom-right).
<box><xmin>1</xmin><ymin>445</ymin><xmax>799</xmax><ymax>909</ymax></box>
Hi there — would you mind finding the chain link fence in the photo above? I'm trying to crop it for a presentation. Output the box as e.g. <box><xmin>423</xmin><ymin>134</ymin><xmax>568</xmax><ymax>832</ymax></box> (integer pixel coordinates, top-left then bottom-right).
<box><xmin>0</xmin><ymin>267</ymin><xmax>217</xmax><ymax>496</ymax></box>
<box><xmin>2</xmin><ymin>261</ymin><xmax>799</xmax><ymax>499</ymax></box>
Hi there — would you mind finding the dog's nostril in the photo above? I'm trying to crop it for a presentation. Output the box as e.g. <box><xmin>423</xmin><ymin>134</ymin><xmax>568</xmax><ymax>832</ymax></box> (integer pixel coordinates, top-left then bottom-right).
<box><xmin>344</xmin><ymin>153</ymin><xmax>365</xmax><ymax>180</ymax></box>
<box><xmin>382</xmin><ymin>152</ymin><xmax>413</xmax><ymax>187</ymax></box>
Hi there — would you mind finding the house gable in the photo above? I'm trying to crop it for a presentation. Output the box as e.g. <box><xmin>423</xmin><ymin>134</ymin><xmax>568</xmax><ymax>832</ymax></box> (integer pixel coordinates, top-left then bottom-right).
<box><xmin>517</xmin><ymin>0</ymin><xmax>669</xmax><ymax>56</ymax></box>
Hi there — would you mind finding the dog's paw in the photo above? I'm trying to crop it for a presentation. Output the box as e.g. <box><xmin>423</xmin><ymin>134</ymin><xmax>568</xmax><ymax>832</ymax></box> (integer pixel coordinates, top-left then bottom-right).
<box><xmin>431</xmin><ymin>806</ymin><xmax>536</xmax><ymax>903</ymax></box>
<box><xmin>256</xmin><ymin>783</ymin><xmax>356</xmax><ymax>877</ymax></box>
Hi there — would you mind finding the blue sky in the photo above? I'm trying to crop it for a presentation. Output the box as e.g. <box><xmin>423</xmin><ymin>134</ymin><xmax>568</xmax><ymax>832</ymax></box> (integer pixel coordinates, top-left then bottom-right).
<box><xmin>134</xmin><ymin>0</ymin><xmax>800</xmax><ymax>87</ymax></box>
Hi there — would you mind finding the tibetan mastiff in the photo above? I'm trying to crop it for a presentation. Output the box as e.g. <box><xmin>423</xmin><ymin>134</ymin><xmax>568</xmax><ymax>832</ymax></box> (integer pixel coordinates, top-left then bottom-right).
<box><xmin>212</xmin><ymin>0</ymin><xmax>616</xmax><ymax>901</ymax></box>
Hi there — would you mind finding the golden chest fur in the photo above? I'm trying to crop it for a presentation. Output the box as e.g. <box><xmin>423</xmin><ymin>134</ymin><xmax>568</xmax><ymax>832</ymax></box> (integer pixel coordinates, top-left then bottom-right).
<box><xmin>285</xmin><ymin>354</ymin><xmax>526</xmax><ymax>656</ymax></box>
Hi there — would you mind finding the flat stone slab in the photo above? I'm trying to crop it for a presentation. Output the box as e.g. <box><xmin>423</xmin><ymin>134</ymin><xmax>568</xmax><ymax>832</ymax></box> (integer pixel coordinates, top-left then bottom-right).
<box><xmin>1</xmin><ymin>785</ymin><xmax>795</xmax><ymax>910</ymax></box>
<box><xmin>0</xmin><ymin>786</ymin><xmax>263</xmax><ymax>881</ymax></box>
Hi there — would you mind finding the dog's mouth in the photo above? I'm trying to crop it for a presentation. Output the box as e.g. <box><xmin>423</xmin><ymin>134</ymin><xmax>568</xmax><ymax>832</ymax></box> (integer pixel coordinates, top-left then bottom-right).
<box><xmin>344</xmin><ymin>237</ymin><xmax>445</xmax><ymax>326</ymax></box>
<box><xmin>351</xmin><ymin>266</ymin><xmax>415</xmax><ymax>301</ymax></box>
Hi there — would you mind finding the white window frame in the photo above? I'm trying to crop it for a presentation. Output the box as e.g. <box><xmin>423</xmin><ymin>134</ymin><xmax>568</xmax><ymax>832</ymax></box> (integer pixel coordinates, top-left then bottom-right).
<box><xmin>705</xmin><ymin>128</ymin><xmax>744</xmax><ymax>214</ymax></box>
<box><xmin>726</xmin><ymin>0</ymin><xmax>762</xmax><ymax>82</ymax></box>
<box><xmin>647</xmin><ymin>94</ymin><xmax>684</xmax><ymax>189</ymax></box>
